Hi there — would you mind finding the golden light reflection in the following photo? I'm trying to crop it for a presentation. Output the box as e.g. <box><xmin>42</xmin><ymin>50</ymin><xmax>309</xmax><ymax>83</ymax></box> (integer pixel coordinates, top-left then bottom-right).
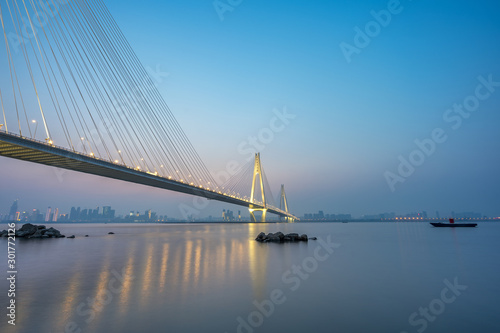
<box><xmin>85</xmin><ymin>257</ymin><xmax>112</xmax><ymax>330</ymax></box>
<box><xmin>139</xmin><ymin>244</ymin><xmax>155</xmax><ymax>306</ymax></box>
<box><xmin>118</xmin><ymin>248</ymin><xmax>136</xmax><ymax>315</ymax></box>
<box><xmin>57</xmin><ymin>268</ymin><xmax>83</xmax><ymax>328</ymax></box>
<box><xmin>193</xmin><ymin>239</ymin><xmax>202</xmax><ymax>287</ymax></box>
<box><xmin>50</xmin><ymin>225</ymin><xmax>271</xmax><ymax>320</ymax></box>
<box><xmin>159</xmin><ymin>243</ymin><xmax>170</xmax><ymax>293</ymax></box>
<box><xmin>182</xmin><ymin>240</ymin><xmax>194</xmax><ymax>294</ymax></box>
<box><xmin>247</xmin><ymin>223</ymin><xmax>267</xmax><ymax>301</ymax></box>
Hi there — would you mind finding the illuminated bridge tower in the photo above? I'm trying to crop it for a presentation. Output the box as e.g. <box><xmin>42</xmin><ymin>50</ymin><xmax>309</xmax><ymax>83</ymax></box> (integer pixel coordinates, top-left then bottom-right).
<box><xmin>249</xmin><ymin>153</ymin><xmax>267</xmax><ymax>222</ymax></box>
<box><xmin>280</xmin><ymin>184</ymin><xmax>292</xmax><ymax>222</ymax></box>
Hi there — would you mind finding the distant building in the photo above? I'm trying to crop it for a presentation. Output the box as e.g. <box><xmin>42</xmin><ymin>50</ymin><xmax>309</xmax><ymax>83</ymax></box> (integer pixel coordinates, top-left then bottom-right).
<box><xmin>9</xmin><ymin>200</ymin><xmax>18</xmax><ymax>221</ymax></box>
<box><xmin>103</xmin><ymin>206</ymin><xmax>115</xmax><ymax>219</ymax></box>
<box><xmin>45</xmin><ymin>207</ymin><xmax>52</xmax><ymax>222</ymax></box>
<box><xmin>31</xmin><ymin>209</ymin><xmax>43</xmax><ymax>222</ymax></box>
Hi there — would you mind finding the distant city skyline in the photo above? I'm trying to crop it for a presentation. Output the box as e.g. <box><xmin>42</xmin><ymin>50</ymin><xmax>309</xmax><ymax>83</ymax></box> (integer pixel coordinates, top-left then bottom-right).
<box><xmin>1</xmin><ymin>198</ymin><xmax>497</xmax><ymax>222</ymax></box>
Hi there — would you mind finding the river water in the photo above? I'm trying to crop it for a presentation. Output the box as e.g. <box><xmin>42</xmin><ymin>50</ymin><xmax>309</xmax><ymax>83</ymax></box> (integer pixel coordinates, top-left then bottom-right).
<box><xmin>1</xmin><ymin>222</ymin><xmax>499</xmax><ymax>333</ymax></box>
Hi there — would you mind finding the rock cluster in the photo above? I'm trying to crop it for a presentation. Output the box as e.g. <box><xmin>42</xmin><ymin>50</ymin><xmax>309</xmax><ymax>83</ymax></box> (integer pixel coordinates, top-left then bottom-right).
<box><xmin>255</xmin><ymin>232</ymin><xmax>311</xmax><ymax>243</ymax></box>
<box><xmin>0</xmin><ymin>223</ymin><xmax>66</xmax><ymax>239</ymax></box>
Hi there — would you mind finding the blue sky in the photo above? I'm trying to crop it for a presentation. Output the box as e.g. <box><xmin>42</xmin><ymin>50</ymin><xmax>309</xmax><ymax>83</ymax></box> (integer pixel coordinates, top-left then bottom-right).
<box><xmin>1</xmin><ymin>0</ymin><xmax>499</xmax><ymax>218</ymax></box>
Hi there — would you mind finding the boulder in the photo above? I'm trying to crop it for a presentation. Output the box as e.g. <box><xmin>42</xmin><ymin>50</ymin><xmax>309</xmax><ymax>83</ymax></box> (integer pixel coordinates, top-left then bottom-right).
<box><xmin>28</xmin><ymin>229</ymin><xmax>44</xmax><ymax>239</ymax></box>
<box><xmin>108</xmin><ymin>232</ymin><xmax>115</xmax><ymax>235</ymax></box>
<box><xmin>17</xmin><ymin>223</ymin><xmax>38</xmax><ymax>237</ymax></box>
<box><xmin>11</xmin><ymin>224</ymin><xmax>65</xmax><ymax>239</ymax></box>
<box><xmin>255</xmin><ymin>232</ymin><xmax>266</xmax><ymax>241</ymax></box>
<box><xmin>67</xmin><ymin>235</ymin><xmax>75</xmax><ymax>239</ymax></box>
<box><xmin>255</xmin><ymin>231</ymin><xmax>313</xmax><ymax>243</ymax></box>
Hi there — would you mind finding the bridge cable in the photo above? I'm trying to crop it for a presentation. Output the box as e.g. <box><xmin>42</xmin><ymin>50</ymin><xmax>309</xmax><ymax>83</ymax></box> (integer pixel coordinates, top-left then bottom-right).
<box><xmin>0</xmin><ymin>88</ymin><xmax>7</xmax><ymax>132</ymax></box>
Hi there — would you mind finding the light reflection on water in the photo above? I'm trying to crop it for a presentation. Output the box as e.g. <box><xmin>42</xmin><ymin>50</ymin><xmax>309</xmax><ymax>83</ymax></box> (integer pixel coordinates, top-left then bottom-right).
<box><xmin>0</xmin><ymin>222</ymin><xmax>499</xmax><ymax>333</ymax></box>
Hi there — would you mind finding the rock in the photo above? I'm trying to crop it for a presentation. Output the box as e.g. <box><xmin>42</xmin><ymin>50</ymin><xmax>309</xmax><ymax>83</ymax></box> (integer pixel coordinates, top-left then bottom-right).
<box><xmin>309</xmin><ymin>237</ymin><xmax>317</xmax><ymax>240</ymax></box>
<box><xmin>255</xmin><ymin>231</ymin><xmax>311</xmax><ymax>243</ymax></box>
<box><xmin>28</xmin><ymin>229</ymin><xmax>44</xmax><ymax>239</ymax></box>
<box><xmin>18</xmin><ymin>223</ymin><xmax>38</xmax><ymax>237</ymax></box>
<box><xmin>267</xmin><ymin>234</ymin><xmax>281</xmax><ymax>242</ymax></box>
<box><xmin>67</xmin><ymin>235</ymin><xmax>75</xmax><ymax>239</ymax></box>
<box><xmin>10</xmin><ymin>224</ymin><xmax>65</xmax><ymax>240</ymax></box>
<box><xmin>255</xmin><ymin>232</ymin><xmax>266</xmax><ymax>241</ymax></box>
<box><xmin>85</xmin><ymin>235</ymin><xmax>89</xmax><ymax>237</ymax></box>
<box><xmin>108</xmin><ymin>232</ymin><xmax>115</xmax><ymax>235</ymax></box>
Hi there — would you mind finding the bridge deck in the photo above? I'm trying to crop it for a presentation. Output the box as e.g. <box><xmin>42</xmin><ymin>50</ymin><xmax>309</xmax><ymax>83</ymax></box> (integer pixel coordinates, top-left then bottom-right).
<box><xmin>0</xmin><ymin>132</ymin><xmax>296</xmax><ymax>219</ymax></box>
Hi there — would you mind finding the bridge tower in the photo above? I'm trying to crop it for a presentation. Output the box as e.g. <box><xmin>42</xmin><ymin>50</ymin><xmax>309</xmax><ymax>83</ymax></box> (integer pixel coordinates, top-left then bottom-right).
<box><xmin>249</xmin><ymin>153</ymin><xmax>267</xmax><ymax>222</ymax></box>
<box><xmin>279</xmin><ymin>184</ymin><xmax>292</xmax><ymax>222</ymax></box>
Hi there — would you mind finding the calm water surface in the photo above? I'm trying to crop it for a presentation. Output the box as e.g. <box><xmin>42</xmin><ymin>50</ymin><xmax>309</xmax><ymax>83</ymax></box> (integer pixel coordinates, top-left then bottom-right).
<box><xmin>1</xmin><ymin>222</ymin><xmax>499</xmax><ymax>333</ymax></box>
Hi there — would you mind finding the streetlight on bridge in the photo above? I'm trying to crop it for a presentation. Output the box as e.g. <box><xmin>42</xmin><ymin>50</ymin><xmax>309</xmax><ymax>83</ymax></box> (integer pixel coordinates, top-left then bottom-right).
<box><xmin>32</xmin><ymin>120</ymin><xmax>38</xmax><ymax>138</ymax></box>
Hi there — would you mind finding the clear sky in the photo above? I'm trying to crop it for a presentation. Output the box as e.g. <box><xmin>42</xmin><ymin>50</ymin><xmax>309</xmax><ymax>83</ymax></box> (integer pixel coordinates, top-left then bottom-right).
<box><xmin>1</xmin><ymin>0</ymin><xmax>500</xmax><ymax>218</ymax></box>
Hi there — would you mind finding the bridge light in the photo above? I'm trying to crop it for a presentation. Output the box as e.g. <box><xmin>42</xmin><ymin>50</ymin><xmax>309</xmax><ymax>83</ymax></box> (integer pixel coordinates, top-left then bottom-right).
<box><xmin>81</xmin><ymin>137</ymin><xmax>84</xmax><ymax>140</ymax></box>
<box><xmin>114</xmin><ymin>160</ymin><xmax>119</xmax><ymax>163</ymax></box>
<box><xmin>90</xmin><ymin>152</ymin><xmax>94</xmax><ymax>156</ymax></box>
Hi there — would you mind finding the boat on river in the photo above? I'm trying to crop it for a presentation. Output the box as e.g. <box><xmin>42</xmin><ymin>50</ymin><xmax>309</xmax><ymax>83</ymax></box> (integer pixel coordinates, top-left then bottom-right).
<box><xmin>430</xmin><ymin>218</ymin><xmax>477</xmax><ymax>228</ymax></box>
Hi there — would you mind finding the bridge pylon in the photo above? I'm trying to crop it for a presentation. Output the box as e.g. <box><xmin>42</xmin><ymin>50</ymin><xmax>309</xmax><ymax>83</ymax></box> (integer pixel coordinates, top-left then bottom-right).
<box><xmin>279</xmin><ymin>184</ymin><xmax>293</xmax><ymax>222</ymax></box>
<box><xmin>249</xmin><ymin>153</ymin><xmax>267</xmax><ymax>222</ymax></box>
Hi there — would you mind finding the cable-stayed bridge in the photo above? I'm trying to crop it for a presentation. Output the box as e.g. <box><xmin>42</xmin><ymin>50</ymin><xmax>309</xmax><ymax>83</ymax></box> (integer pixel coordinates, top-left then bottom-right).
<box><xmin>0</xmin><ymin>0</ymin><xmax>298</xmax><ymax>221</ymax></box>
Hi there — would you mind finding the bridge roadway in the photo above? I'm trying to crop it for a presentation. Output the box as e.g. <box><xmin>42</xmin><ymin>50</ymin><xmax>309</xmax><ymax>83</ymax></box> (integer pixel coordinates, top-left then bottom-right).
<box><xmin>0</xmin><ymin>131</ymin><xmax>297</xmax><ymax>220</ymax></box>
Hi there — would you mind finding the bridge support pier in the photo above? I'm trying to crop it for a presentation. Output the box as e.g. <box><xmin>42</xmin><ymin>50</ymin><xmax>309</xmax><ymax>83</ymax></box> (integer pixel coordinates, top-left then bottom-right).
<box><xmin>249</xmin><ymin>208</ymin><xmax>267</xmax><ymax>223</ymax></box>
